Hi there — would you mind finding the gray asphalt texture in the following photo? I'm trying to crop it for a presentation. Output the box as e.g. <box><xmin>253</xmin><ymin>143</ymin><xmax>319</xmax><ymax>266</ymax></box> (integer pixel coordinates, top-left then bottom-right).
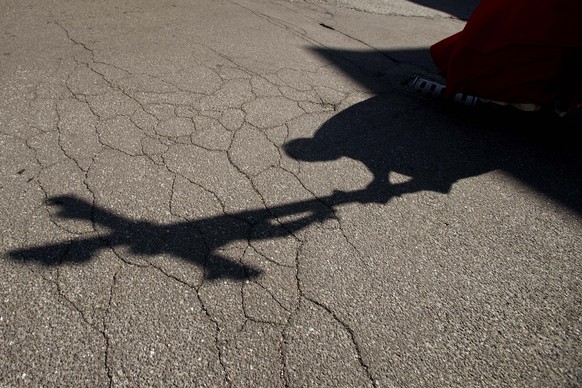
<box><xmin>1</xmin><ymin>0</ymin><xmax>581</xmax><ymax>386</ymax></box>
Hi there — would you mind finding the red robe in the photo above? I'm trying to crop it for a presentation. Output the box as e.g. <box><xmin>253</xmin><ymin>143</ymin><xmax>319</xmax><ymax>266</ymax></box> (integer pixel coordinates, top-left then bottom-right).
<box><xmin>431</xmin><ymin>0</ymin><xmax>582</xmax><ymax>108</ymax></box>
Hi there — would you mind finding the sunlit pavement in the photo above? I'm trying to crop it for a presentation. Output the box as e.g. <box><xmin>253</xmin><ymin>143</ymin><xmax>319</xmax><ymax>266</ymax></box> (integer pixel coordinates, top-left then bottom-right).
<box><xmin>1</xmin><ymin>0</ymin><xmax>580</xmax><ymax>386</ymax></box>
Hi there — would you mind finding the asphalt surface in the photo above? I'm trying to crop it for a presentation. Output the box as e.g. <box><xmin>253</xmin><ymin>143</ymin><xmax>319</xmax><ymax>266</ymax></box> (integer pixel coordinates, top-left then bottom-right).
<box><xmin>1</xmin><ymin>0</ymin><xmax>580</xmax><ymax>386</ymax></box>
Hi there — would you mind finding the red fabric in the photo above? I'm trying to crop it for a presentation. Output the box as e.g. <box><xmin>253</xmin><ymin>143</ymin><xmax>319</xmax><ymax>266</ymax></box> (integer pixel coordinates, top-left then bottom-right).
<box><xmin>431</xmin><ymin>0</ymin><xmax>582</xmax><ymax>107</ymax></box>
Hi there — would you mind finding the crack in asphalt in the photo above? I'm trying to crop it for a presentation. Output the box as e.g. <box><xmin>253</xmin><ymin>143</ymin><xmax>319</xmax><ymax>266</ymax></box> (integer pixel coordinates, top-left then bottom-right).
<box><xmin>29</xmin><ymin>263</ymin><xmax>115</xmax><ymax>386</ymax></box>
<box><xmin>306</xmin><ymin>296</ymin><xmax>378</xmax><ymax>387</ymax></box>
<box><xmin>148</xmin><ymin>262</ymin><xmax>233</xmax><ymax>386</ymax></box>
<box><xmin>281</xmin><ymin>245</ymin><xmax>304</xmax><ymax>387</ymax></box>
<box><xmin>102</xmin><ymin>262</ymin><xmax>121</xmax><ymax>388</ymax></box>
<box><xmin>278</xmin><ymin>234</ymin><xmax>377</xmax><ymax>386</ymax></box>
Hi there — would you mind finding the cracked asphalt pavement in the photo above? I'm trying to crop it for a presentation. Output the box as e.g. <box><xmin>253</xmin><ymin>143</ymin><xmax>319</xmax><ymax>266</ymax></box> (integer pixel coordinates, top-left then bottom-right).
<box><xmin>1</xmin><ymin>0</ymin><xmax>580</xmax><ymax>386</ymax></box>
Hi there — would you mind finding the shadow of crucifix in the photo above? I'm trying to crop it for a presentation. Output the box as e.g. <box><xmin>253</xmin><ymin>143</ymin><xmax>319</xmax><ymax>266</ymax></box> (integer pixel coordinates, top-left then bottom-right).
<box><xmin>8</xmin><ymin>188</ymin><xmax>379</xmax><ymax>280</ymax></box>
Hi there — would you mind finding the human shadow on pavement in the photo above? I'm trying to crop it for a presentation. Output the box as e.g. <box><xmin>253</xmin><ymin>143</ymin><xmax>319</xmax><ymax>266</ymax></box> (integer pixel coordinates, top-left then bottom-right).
<box><xmin>309</xmin><ymin>47</ymin><xmax>582</xmax><ymax>215</ymax></box>
<box><xmin>285</xmin><ymin>94</ymin><xmax>492</xmax><ymax>204</ymax></box>
<box><xmin>286</xmin><ymin>92</ymin><xmax>582</xmax><ymax>213</ymax></box>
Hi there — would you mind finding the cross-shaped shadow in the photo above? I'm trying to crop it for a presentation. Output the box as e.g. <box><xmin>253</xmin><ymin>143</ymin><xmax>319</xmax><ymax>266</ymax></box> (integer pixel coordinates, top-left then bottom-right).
<box><xmin>9</xmin><ymin>192</ymin><xmax>339</xmax><ymax>280</ymax></box>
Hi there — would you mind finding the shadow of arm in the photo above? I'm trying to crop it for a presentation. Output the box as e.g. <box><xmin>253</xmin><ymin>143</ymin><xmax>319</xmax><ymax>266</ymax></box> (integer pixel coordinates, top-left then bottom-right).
<box><xmin>7</xmin><ymin>236</ymin><xmax>106</xmax><ymax>265</ymax></box>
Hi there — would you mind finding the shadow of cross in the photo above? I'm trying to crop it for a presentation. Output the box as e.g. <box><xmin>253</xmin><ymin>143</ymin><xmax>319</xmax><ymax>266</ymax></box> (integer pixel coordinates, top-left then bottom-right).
<box><xmin>8</xmin><ymin>190</ymin><xmax>373</xmax><ymax>280</ymax></box>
